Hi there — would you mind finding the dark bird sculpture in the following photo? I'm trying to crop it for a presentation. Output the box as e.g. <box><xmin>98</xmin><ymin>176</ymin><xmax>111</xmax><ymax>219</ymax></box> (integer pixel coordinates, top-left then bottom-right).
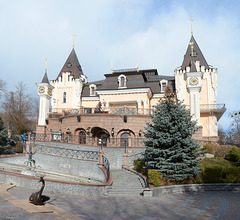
<box><xmin>29</xmin><ymin>177</ymin><xmax>50</xmax><ymax>205</ymax></box>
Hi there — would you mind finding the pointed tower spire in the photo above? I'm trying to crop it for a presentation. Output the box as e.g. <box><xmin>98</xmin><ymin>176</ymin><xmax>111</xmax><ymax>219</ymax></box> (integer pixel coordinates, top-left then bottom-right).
<box><xmin>181</xmin><ymin>35</ymin><xmax>209</xmax><ymax>70</ymax></box>
<box><xmin>57</xmin><ymin>48</ymin><xmax>84</xmax><ymax>80</ymax></box>
<box><xmin>191</xmin><ymin>18</ymin><xmax>194</xmax><ymax>36</ymax></box>
<box><xmin>41</xmin><ymin>58</ymin><xmax>49</xmax><ymax>83</ymax></box>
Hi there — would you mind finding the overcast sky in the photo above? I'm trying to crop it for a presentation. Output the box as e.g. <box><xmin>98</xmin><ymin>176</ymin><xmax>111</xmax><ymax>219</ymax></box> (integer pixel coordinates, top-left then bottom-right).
<box><xmin>0</xmin><ymin>0</ymin><xmax>239</xmax><ymax>129</ymax></box>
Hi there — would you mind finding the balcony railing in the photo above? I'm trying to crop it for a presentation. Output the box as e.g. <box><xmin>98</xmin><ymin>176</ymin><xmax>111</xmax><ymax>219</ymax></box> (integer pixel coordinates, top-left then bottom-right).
<box><xmin>49</xmin><ymin>107</ymin><xmax>152</xmax><ymax>117</ymax></box>
<box><xmin>185</xmin><ymin>104</ymin><xmax>226</xmax><ymax>111</ymax></box>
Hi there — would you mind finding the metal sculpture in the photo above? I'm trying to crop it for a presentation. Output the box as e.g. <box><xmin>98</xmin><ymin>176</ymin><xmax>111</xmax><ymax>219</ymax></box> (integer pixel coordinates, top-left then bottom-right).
<box><xmin>29</xmin><ymin>177</ymin><xmax>50</xmax><ymax>205</ymax></box>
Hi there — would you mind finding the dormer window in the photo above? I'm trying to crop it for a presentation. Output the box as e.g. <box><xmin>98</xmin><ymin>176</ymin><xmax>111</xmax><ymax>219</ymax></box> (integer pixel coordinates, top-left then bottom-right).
<box><xmin>118</xmin><ymin>74</ymin><xmax>127</xmax><ymax>88</ymax></box>
<box><xmin>89</xmin><ymin>84</ymin><xmax>97</xmax><ymax>96</ymax></box>
<box><xmin>160</xmin><ymin>80</ymin><xmax>168</xmax><ymax>92</ymax></box>
<box><xmin>63</xmin><ymin>92</ymin><xmax>67</xmax><ymax>103</ymax></box>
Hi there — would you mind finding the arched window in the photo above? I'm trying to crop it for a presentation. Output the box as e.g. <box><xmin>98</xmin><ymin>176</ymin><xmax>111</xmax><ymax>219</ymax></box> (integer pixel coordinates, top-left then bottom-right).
<box><xmin>89</xmin><ymin>84</ymin><xmax>97</xmax><ymax>96</ymax></box>
<box><xmin>160</xmin><ymin>80</ymin><xmax>168</xmax><ymax>92</ymax></box>
<box><xmin>118</xmin><ymin>74</ymin><xmax>127</xmax><ymax>88</ymax></box>
<box><xmin>63</xmin><ymin>92</ymin><xmax>67</xmax><ymax>103</ymax></box>
<box><xmin>121</xmin><ymin>132</ymin><xmax>130</xmax><ymax>147</ymax></box>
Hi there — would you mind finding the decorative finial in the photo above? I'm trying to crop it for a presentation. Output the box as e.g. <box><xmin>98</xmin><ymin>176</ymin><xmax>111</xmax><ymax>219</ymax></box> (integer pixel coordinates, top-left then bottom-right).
<box><xmin>45</xmin><ymin>58</ymin><xmax>48</xmax><ymax>73</ymax></box>
<box><xmin>137</xmin><ymin>58</ymin><xmax>139</xmax><ymax>72</ymax></box>
<box><xmin>73</xmin><ymin>34</ymin><xmax>77</xmax><ymax>48</ymax></box>
<box><xmin>190</xmin><ymin>18</ymin><xmax>194</xmax><ymax>36</ymax></box>
<box><xmin>189</xmin><ymin>41</ymin><xmax>194</xmax><ymax>57</ymax></box>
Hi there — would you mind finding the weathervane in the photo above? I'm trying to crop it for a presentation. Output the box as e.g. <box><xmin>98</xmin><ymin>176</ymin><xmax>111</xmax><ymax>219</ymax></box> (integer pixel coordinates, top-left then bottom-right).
<box><xmin>191</xmin><ymin>18</ymin><xmax>194</xmax><ymax>36</ymax></box>
<box><xmin>73</xmin><ymin>34</ymin><xmax>77</xmax><ymax>48</ymax></box>
<box><xmin>45</xmin><ymin>58</ymin><xmax>48</xmax><ymax>73</ymax></box>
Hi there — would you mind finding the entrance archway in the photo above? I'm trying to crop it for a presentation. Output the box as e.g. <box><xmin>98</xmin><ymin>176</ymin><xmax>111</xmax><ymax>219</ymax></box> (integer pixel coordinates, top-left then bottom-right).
<box><xmin>79</xmin><ymin>131</ymin><xmax>86</xmax><ymax>144</ymax></box>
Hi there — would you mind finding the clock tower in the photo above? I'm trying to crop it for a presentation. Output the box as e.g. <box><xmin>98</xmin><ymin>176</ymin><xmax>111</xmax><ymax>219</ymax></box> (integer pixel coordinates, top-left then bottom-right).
<box><xmin>186</xmin><ymin>60</ymin><xmax>203</xmax><ymax>125</ymax></box>
<box><xmin>36</xmin><ymin>71</ymin><xmax>54</xmax><ymax>129</ymax></box>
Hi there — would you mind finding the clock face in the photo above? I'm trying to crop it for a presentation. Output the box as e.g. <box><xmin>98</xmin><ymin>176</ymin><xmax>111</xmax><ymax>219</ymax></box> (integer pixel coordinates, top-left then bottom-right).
<box><xmin>48</xmin><ymin>88</ymin><xmax>52</xmax><ymax>96</ymax></box>
<box><xmin>189</xmin><ymin>77</ymin><xmax>199</xmax><ymax>86</ymax></box>
<box><xmin>39</xmin><ymin>86</ymin><xmax>45</xmax><ymax>93</ymax></box>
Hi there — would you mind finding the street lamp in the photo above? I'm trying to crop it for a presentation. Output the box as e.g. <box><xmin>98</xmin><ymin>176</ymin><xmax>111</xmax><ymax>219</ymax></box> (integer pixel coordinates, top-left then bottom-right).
<box><xmin>139</xmin><ymin>130</ymin><xmax>142</xmax><ymax>137</ymax></box>
<box><xmin>86</xmin><ymin>127</ymin><xmax>90</xmax><ymax>135</ymax></box>
<box><xmin>111</xmin><ymin>128</ymin><xmax>114</xmax><ymax>137</ymax></box>
<box><xmin>145</xmin><ymin>149</ymin><xmax>150</xmax><ymax>189</ymax></box>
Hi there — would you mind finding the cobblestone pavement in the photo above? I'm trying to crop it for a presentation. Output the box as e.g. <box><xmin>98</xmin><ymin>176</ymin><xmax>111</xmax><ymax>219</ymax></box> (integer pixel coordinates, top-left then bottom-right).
<box><xmin>0</xmin><ymin>184</ymin><xmax>240</xmax><ymax>220</ymax></box>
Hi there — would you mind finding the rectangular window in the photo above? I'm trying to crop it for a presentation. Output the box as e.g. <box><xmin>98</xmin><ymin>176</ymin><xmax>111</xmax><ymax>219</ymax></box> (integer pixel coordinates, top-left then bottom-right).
<box><xmin>63</xmin><ymin>92</ymin><xmax>67</xmax><ymax>103</ymax></box>
<box><xmin>91</xmin><ymin>87</ymin><xmax>95</xmax><ymax>95</ymax></box>
<box><xmin>162</xmin><ymin>83</ymin><xmax>166</xmax><ymax>92</ymax></box>
<box><xmin>84</xmin><ymin>108</ymin><xmax>92</xmax><ymax>114</ymax></box>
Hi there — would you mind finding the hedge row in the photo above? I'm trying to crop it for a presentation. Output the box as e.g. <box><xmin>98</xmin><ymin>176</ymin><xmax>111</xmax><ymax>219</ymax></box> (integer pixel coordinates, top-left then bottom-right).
<box><xmin>197</xmin><ymin>166</ymin><xmax>240</xmax><ymax>183</ymax></box>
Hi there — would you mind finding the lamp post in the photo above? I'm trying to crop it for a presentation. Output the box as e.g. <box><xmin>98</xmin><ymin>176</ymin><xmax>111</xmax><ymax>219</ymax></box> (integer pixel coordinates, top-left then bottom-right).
<box><xmin>145</xmin><ymin>149</ymin><xmax>150</xmax><ymax>189</ymax></box>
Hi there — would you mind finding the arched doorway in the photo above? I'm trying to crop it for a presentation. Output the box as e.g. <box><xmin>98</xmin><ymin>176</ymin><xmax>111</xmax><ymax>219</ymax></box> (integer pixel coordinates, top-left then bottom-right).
<box><xmin>98</xmin><ymin>133</ymin><xmax>108</xmax><ymax>147</ymax></box>
<box><xmin>121</xmin><ymin>132</ymin><xmax>131</xmax><ymax>147</ymax></box>
<box><xmin>79</xmin><ymin>131</ymin><xmax>86</xmax><ymax>144</ymax></box>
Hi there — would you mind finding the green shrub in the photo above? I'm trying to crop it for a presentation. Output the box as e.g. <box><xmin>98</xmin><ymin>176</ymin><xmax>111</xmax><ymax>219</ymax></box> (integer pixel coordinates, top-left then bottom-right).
<box><xmin>14</xmin><ymin>146</ymin><xmax>23</xmax><ymax>153</ymax></box>
<box><xmin>134</xmin><ymin>159</ymin><xmax>146</xmax><ymax>174</ymax></box>
<box><xmin>202</xmin><ymin>166</ymin><xmax>224</xmax><ymax>183</ymax></box>
<box><xmin>148</xmin><ymin>170</ymin><xmax>161</xmax><ymax>187</ymax></box>
<box><xmin>223</xmin><ymin>167</ymin><xmax>240</xmax><ymax>183</ymax></box>
<box><xmin>225</xmin><ymin>147</ymin><xmax>240</xmax><ymax>162</ymax></box>
<box><xmin>203</xmin><ymin>144</ymin><xmax>218</xmax><ymax>154</ymax></box>
<box><xmin>200</xmin><ymin>157</ymin><xmax>234</xmax><ymax>169</ymax></box>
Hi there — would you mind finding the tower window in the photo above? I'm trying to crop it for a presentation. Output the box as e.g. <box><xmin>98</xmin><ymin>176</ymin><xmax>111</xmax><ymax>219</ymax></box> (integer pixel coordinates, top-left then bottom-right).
<box><xmin>121</xmin><ymin>77</ymin><xmax>125</xmax><ymax>87</ymax></box>
<box><xmin>63</xmin><ymin>92</ymin><xmax>67</xmax><ymax>103</ymax></box>
<box><xmin>162</xmin><ymin>83</ymin><xmax>166</xmax><ymax>92</ymax></box>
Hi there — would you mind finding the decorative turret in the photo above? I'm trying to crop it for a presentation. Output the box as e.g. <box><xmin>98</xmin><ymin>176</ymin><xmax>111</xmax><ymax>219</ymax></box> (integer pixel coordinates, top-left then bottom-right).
<box><xmin>36</xmin><ymin>59</ymin><xmax>54</xmax><ymax>126</ymax></box>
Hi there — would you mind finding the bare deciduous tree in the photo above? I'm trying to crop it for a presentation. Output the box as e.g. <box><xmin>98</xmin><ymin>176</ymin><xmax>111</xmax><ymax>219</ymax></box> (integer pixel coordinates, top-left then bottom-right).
<box><xmin>2</xmin><ymin>82</ymin><xmax>37</xmax><ymax>133</ymax></box>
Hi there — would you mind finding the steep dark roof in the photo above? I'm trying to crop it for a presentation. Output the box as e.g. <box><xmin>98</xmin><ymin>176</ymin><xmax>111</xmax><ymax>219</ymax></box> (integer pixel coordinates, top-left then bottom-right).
<box><xmin>181</xmin><ymin>35</ymin><xmax>209</xmax><ymax>70</ymax></box>
<box><xmin>57</xmin><ymin>48</ymin><xmax>84</xmax><ymax>80</ymax></box>
<box><xmin>82</xmin><ymin>69</ymin><xmax>175</xmax><ymax>97</ymax></box>
<box><xmin>190</xmin><ymin>60</ymin><xmax>197</xmax><ymax>72</ymax></box>
<box><xmin>41</xmin><ymin>72</ymin><xmax>49</xmax><ymax>83</ymax></box>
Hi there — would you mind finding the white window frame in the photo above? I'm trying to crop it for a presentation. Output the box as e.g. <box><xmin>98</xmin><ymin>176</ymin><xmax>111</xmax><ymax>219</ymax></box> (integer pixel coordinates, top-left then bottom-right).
<box><xmin>89</xmin><ymin>84</ymin><xmax>97</xmax><ymax>96</ymax></box>
<box><xmin>118</xmin><ymin>74</ymin><xmax>127</xmax><ymax>88</ymax></box>
<box><xmin>160</xmin><ymin>79</ymin><xmax>168</xmax><ymax>92</ymax></box>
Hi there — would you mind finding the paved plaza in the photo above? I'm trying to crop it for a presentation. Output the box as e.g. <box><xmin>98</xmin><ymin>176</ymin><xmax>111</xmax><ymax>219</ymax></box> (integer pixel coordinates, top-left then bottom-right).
<box><xmin>0</xmin><ymin>183</ymin><xmax>240</xmax><ymax>220</ymax></box>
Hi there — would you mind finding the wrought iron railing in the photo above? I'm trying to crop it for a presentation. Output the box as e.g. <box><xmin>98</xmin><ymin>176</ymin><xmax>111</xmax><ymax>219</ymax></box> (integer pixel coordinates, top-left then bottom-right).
<box><xmin>34</xmin><ymin>133</ymin><xmax>145</xmax><ymax>148</ymax></box>
<box><xmin>35</xmin><ymin>144</ymin><xmax>99</xmax><ymax>161</ymax></box>
<box><xmin>102</xmin><ymin>155</ymin><xmax>110</xmax><ymax>182</ymax></box>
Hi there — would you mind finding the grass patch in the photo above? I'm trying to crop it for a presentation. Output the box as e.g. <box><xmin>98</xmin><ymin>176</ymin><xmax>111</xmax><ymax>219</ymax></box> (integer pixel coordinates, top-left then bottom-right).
<box><xmin>200</xmin><ymin>157</ymin><xmax>236</xmax><ymax>169</ymax></box>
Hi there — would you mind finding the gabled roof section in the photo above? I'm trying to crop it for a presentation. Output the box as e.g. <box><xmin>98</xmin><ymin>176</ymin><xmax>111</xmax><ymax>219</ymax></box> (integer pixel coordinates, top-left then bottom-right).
<box><xmin>41</xmin><ymin>72</ymin><xmax>49</xmax><ymax>83</ymax></box>
<box><xmin>56</xmin><ymin>48</ymin><xmax>84</xmax><ymax>80</ymax></box>
<box><xmin>181</xmin><ymin>35</ymin><xmax>209</xmax><ymax>70</ymax></box>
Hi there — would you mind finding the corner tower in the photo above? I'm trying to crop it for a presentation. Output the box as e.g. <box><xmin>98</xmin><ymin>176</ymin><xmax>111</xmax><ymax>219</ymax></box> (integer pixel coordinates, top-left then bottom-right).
<box><xmin>36</xmin><ymin>65</ymin><xmax>54</xmax><ymax>133</ymax></box>
<box><xmin>50</xmin><ymin>48</ymin><xmax>87</xmax><ymax>109</ymax></box>
<box><xmin>175</xmin><ymin>33</ymin><xmax>225</xmax><ymax>141</ymax></box>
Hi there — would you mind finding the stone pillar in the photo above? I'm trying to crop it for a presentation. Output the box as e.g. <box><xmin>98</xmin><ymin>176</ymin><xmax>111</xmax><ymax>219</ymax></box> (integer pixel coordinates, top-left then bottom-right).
<box><xmin>105</xmin><ymin>102</ymin><xmax>109</xmax><ymax>111</ymax></box>
<box><xmin>143</xmin><ymin>100</ymin><xmax>148</xmax><ymax>115</ymax></box>
<box><xmin>188</xmin><ymin>87</ymin><xmax>201</xmax><ymax>126</ymax></box>
<box><xmin>137</xmin><ymin>100</ymin><xmax>142</xmax><ymax>114</ymax></box>
<box><xmin>99</xmin><ymin>150</ymin><xmax>104</xmax><ymax>165</ymax></box>
<box><xmin>123</xmin><ymin>153</ymin><xmax>128</xmax><ymax>167</ymax></box>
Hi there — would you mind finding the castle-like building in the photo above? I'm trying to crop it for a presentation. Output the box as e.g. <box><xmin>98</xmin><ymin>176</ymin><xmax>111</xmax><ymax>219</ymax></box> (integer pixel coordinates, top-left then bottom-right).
<box><xmin>36</xmin><ymin>33</ymin><xmax>226</xmax><ymax>147</ymax></box>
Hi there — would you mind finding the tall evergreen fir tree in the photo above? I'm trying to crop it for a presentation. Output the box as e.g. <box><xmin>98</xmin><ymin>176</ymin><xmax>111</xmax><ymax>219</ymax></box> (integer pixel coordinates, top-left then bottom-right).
<box><xmin>144</xmin><ymin>87</ymin><xmax>204</xmax><ymax>182</ymax></box>
<box><xmin>0</xmin><ymin>114</ymin><xmax>8</xmax><ymax>147</ymax></box>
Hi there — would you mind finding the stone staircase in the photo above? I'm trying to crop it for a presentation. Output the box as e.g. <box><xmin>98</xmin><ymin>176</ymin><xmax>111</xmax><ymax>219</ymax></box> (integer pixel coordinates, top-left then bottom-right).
<box><xmin>108</xmin><ymin>169</ymin><xmax>145</xmax><ymax>197</ymax></box>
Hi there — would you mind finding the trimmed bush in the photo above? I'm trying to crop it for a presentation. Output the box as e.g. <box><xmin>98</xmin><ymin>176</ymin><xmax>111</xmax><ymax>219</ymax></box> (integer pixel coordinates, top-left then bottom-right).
<box><xmin>148</xmin><ymin>170</ymin><xmax>161</xmax><ymax>187</ymax></box>
<box><xmin>225</xmin><ymin>147</ymin><xmax>240</xmax><ymax>162</ymax></box>
<box><xmin>223</xmin><ymin>167</ymin><xmax>240</xmax><ymax>183</ymax></box>
<box><xmin>134</xmin><ymin>159</ymin><xmax>146</xmax><ymax>174</ymax></box>
<box><xmin>202</xmin><ymin>166</ymin><xmax>224</xmax><ymax>183</ymax></box>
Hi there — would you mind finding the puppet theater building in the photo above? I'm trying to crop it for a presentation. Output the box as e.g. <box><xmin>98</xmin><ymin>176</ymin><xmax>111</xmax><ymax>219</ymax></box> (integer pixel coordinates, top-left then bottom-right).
<box><xmin>36</xmin><ymin>34</ymin><xmax>226</xmax><ymax>148</ymax></box>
